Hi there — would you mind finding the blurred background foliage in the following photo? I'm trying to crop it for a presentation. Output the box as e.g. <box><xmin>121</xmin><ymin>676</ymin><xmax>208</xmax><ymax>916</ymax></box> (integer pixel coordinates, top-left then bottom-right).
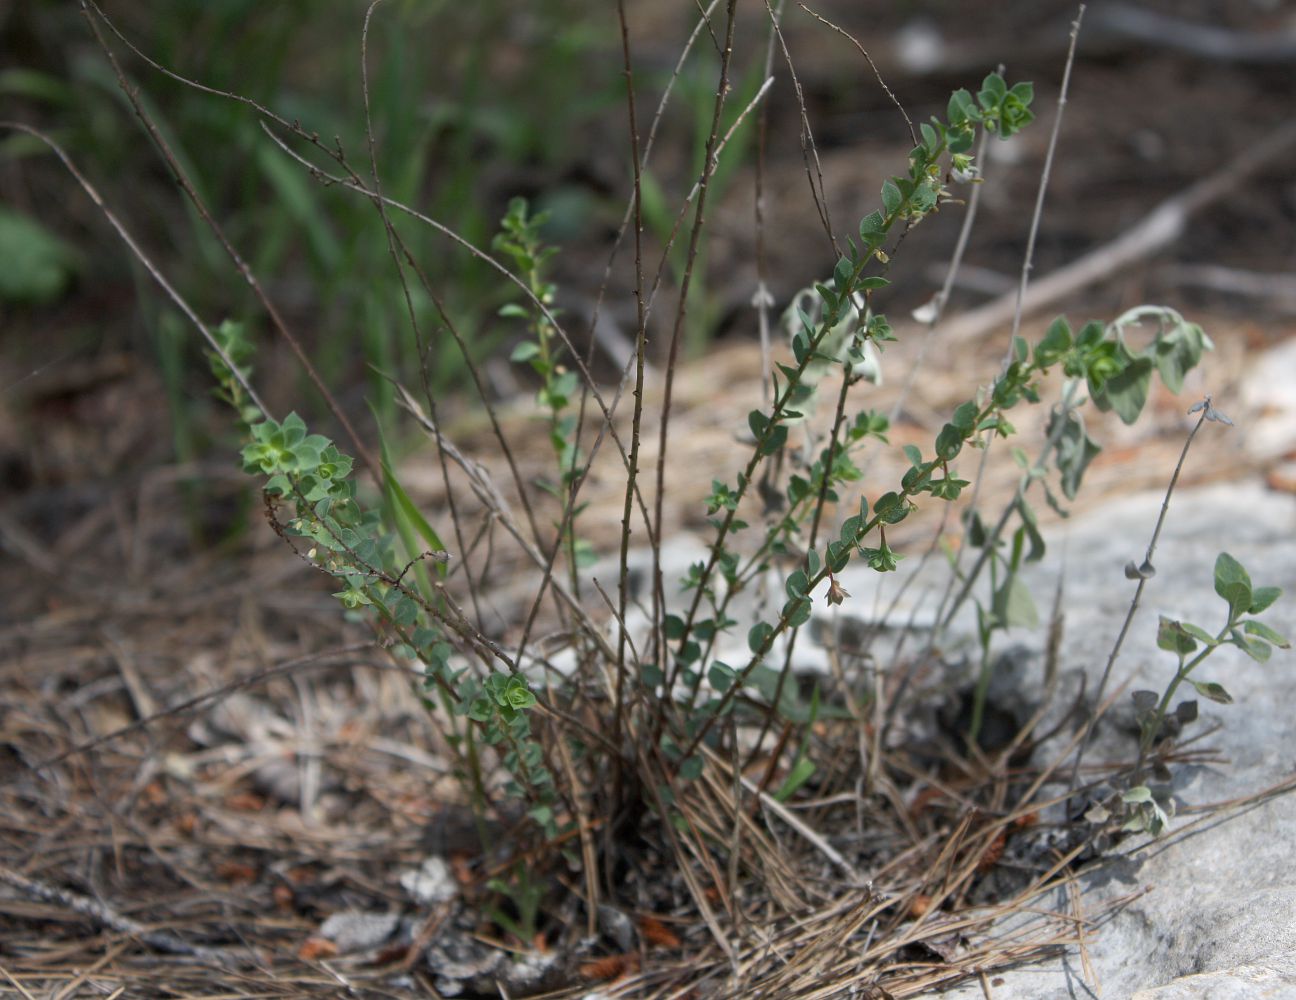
<box><xmin>3</xmin><ymin>0</ymin><xmax>623</xmax><ymax>451</ymax></box>
<box><xmin>6</xmin><ymin>1</ymin><xmax>1292</xmax><ymax>495</ymax></box>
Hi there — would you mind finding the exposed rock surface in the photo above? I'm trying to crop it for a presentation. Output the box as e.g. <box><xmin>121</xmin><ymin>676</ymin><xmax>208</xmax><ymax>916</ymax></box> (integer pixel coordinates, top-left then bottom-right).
<box><xmin>897</xmin><ymin>479</ymin><xmax>1296</xmax><ymax>999</ymax></box>
<box><xmin>1131</xmin><ymin>956</ymin><xmax>1296</xmax><ymax>1000</ymax></box>
<box><xmin>547</xmin><ymin>476</ymin><xmax>1296</xmax><ymax>997</ymax></box>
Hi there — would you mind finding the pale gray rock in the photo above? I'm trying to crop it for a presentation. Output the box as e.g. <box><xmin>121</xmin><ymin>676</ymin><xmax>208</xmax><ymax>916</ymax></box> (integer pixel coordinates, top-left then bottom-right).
<box><xmin>1131</xmin><ymin>955</ymin><xmax>1296</xmax><ymax>999</ymax></box>
<box><xmin>913</xmin><ymin>479</ymin><xmax>1296</xmax><ymax>999</ymax></box>
<box><xmin>318</xmin><ymin>910</ymin><xmax>400</xmax><ymax>953</ymax></box>
<box><xmin>1239</xmin><ymin>338</ymin><xmax>1296</xmax><ymax>460</ymax></box>
<box><xmin>425</xmin><ymin>924</ymin><xmax>560</xmax><ymax>997</ymax></box>
<box><xmin>400</xmin><ymin>855</ymin><xmax>457</xmax><ymax>906</ymax></box>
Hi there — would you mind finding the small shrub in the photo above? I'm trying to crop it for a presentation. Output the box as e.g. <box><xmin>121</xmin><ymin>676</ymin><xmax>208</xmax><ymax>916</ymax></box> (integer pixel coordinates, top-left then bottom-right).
<box><xmin>26</xmin><ymin>4</ymin><xmax>1286</xmax><ymax>994</ymax></box>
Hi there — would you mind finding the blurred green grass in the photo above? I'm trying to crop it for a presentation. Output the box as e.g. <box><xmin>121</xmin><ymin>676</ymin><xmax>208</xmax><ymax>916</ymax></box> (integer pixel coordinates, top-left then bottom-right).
<box><xmin>4</xmin><ymin>0</ymin><xmax>617</xmax><ymax>441</ymax></box>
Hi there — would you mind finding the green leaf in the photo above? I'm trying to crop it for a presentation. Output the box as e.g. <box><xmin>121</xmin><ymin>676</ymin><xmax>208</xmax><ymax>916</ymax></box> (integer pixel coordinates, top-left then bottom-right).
<box><xmin>509</xmin><ymin>340</ymin><xmax>540</xmax><ymax>361</ymax></box>
<box><xmin>760</xmin><ymin>425</ymin><xmax>789</xmax><ymax>456</ymax></box>
<box><xmin>0</xmin><ymin>67</ymin><xmax>77</xmax><ymax>104</ymax></box>
<box><xmin>781</xmin><ymin>595</ymin><xmax>810</xmax><ymax>627</ymax></box>
<box><xmin>858</xmin><ymin>210</ymin><xmax>885</xmax><ymax>238</ymax></box>
<box><xmin>1041</xmin><ymin>481</ymin><xmax>1069</xmax><ymax>519</ymax></box>
<box><xmin>708</xmin><ymin>661</ymin><xmax>736</xmax><ymax>692</ymax></box>
<box><xmin>0</xmin><ymin>205</ymin><xmax>79</xmax><ymax>304</ymax></box>
<box><xmin>264</xmin><ymin>473</ymin><xmax>291</xmax><ymax>496</ymax></box>
<box><xmin>392</xmin><ymin>596</ymin><xmax>419</xmax><ymax>628</ymax></box>
<box><xmin>1017</xmin><ymin>499</ymin><xmax>1046</xmax><ymax>563</ymax></box>
<box><xmin>1241</xmin><ymin>619</ymin><xmax>1290</xmax><ymax>648</ymax></box>
<box><xmin>1248</xmin><ymin>586</ymin><xmax>1282</xmax><ymax>615</ymax></box>
<box><xmin>935</xmin><ymin>423</ymin><xmax>964</xmax><ymax>461</ymax></box>
<box><xmin>978</xmin><ymin>75</ymin><xmax>1007</xmax><ymax>109</ymax></box>
<box><xmin>834</xmin><ymin>255</ymin><xmax>854</xmax><ymax>290</ymax></box>
<box><xmin>1036</xmin><ymin>316</ymin><xmax>1072</xmax><ymax>365</ymax></box>
<box><xmin>376</xmin><ymin>419</ymin><xmax>448</xmax><ymax>605</ymax></box>
<box><xmin>944</xmin><ymin>401</ymin><xmax>975</xmax><ymax>433</ymax></box>
<box><xmin>997</xmin><ymin>81</ymin><xmax>1036</xmax><ymax>137</ymax></box>
<box><xmin>947</xmin><ymin>89</ymin><xmax>979</xmax><ymax>125</ymax></box>
<box><xmin>1076</xmin><ymin>320</ymin><xmax>1106</xmax><ymax>350</ymax></box>
<box><xmin>993</xmin><ymin>575</ymin><xmax>1039</xmax><ymax>629</ymax></box>
<box><xmin>1152</xmin><ymin>320</ymin><xmax>1211</xmax><ymax>393</ymax></box>
<box><xmin>901</xmin><ymin>461</ymin><xmax>933</xmax><ymax>493</ymax></box>
<box><xmin>1189</xmin><ymin>679</ymin><xmax>1233</xmax><ymax>704</ymax></box>
<box><xmin>504</xmin><ymin>677</ymin><xmax>537</xmax><ymax>710</ymax></box>
<box><xmin>748</xmin><ymin>622</ymin><xmax>774</xmax><ymax>655</ymax></box>
<box><xmin>281</xmin><ymin>412</ymin><xmax>307</xmax><ymax>444</ymax></box>
<box><xmin>920</xmin><ymin>121</ymin><xmax>939</xmax><ymax>153</ymax></box>
<box><xmin>1157</xmin><ymin>617</ymin><xmax>1198</xmax><ymax>655</ymax></box>
<box><xmin>1213</xmin><ymin>553</ymin><xmax>1254</xmax><ymax>621</ymax></box>
<box><xmin>1009</xmin><ymin>81</ymin><xmax>1034</xmax><ymax>104</ymax></box>
<box><xmin>791</xmin><ymin>329</ymin><xmax>811</xmax><ymax>366</ymax></box>
<box><xmin>1231</xmin><ymin>630</ymin><xmax>1272</xmax><ymax>663</ymax></box>
<box><xmin>774</xmin><ymin>758</ymin><xmax>816</xmax><ymax>802</ymax></box>
<box><xmin>874</xmin><ymin>492</ymin><xmax>907</xmax><ymax>523</ymax></box>
<box><xmin>794</xmin><ymin>305</ymin><xmax>817</xmax><ymax>338</ymax></box>
<box><xmin>1050</xmin><ymin>408</ymin><xmax>1102</xmax><ymax>501</ymax></box>
<box><xmin>816</xmin><ymin>283</ymin><xmax>839</xmax><ymax>315</ymax></box>
<box><xmin>293</xmin><ymin>439</ymin><xmax>324</xmax><ymax>469</ymax></box>
<box><xmin>1096</xmin><ymin>356</ymin><xmax>1154</xmax><ymax>425</ymax></box>
<box><xmin>881</xmin><ymin>179</ymin><xmax>902</xmax><ymax>215</ymax></box>
<box><xmin>1179</xmin><ymin>621</ymin><xmax>1219</xmax><ymax>647</ymax></box>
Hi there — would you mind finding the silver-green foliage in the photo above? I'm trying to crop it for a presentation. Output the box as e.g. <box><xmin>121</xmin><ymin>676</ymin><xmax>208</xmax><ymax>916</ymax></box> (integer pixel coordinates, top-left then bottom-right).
<box><xmin>208</xmin><ymin>317</ymin><xmax>558</xmax><ymax>834</ymax></box>
<box><xmin>207</xmin><ymin>70</ymin><xmax>1281</xmax><ymax>850</ymax></box>
<box><xmin>1121</xmin><ymin>553</ymin><xmax>1289</xmax><ymax>835</ymax></box>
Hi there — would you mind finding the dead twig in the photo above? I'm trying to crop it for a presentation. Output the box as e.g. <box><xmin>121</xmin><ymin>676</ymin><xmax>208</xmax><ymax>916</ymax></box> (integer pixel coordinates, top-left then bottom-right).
<box><xmin>942</xmin><ymin>117</ymin><xmax>1296</xmax><ymax>343</ymax></box>
<box><xmin>0</xmin><ymin>864</ymin><xmax>239</xmax><ymax>963</ymax></box>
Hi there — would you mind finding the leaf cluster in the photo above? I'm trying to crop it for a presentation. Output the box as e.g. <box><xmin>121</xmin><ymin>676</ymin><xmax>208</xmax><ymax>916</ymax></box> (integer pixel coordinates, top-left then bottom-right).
<box><xmin>1121</xmin><ymin>553</ymin><xmax>1289</xmax><ymax>835</ymax></box>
